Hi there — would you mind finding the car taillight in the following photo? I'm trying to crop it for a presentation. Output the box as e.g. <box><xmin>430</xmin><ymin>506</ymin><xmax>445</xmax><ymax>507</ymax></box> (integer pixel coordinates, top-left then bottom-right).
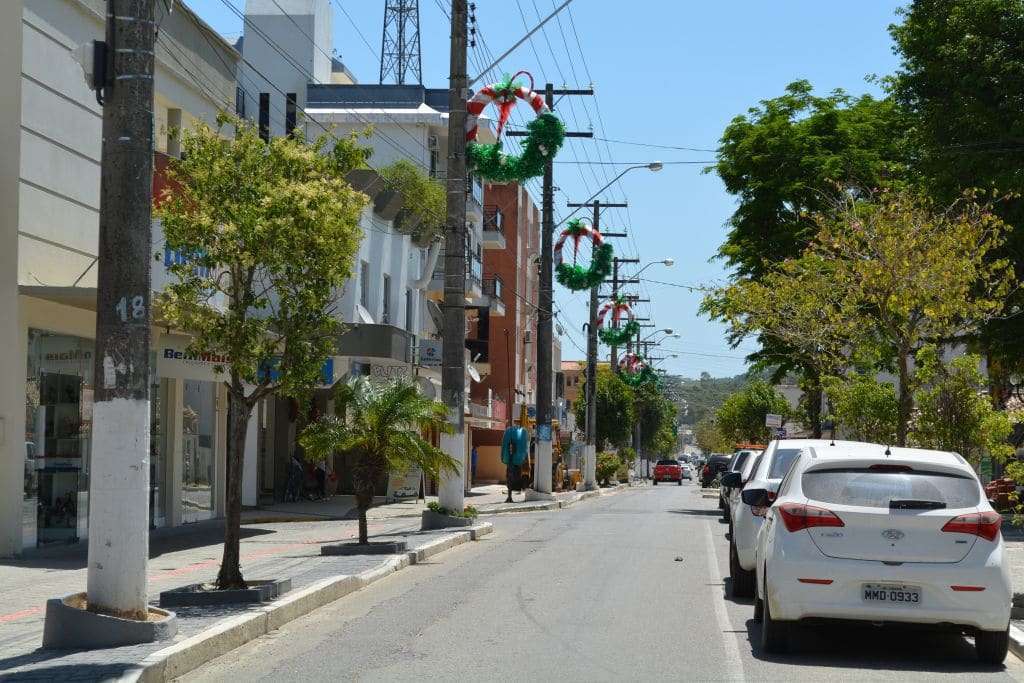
<box><xmin>941</xmin><ymin>511</ymin><xmax>1001</xmax><ymax>542</ymax></box>
<box><xmin>778</xmin><ymin>502</ymin><xmax>844</xmax><ymax>532</ymax></box>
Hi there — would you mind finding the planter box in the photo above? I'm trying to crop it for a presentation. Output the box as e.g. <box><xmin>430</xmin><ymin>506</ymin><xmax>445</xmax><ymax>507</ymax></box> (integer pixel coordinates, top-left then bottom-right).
<box><xmin>43</xmin><ymin>592</ymin><xmax>177</xmax><ymax>649</ymax></box>
<box><xmin>421</xmin><ymin>509</ymin><xmax>477</xmax><ymax>531</ymax></box>
<box><xmin>159</xmin><ymin>578</ymin><xmax>291</xmax><ymax>608</ymax></box>
<box><xmin>321</xmin><ymin>540</ymin><xmax>408</xmax><ymax>556</ymax></box>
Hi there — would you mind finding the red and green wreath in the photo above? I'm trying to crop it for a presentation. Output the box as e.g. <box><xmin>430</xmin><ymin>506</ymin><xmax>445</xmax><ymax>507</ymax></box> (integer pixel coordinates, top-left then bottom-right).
<box><xmin>597</xmin><ymin>296</ymin><xmax>640</xmax><ymax>346</ymax></box>
<box><xmin>466</xmin><ymin>72</ymin><xmax>565</xmax><ymax>183</ymax></box>
<box><xmin>555</xmin><ymin>218</ymin><xmax>613</xmax><ymax>291</ymax></box>
<box><xmin>618</xmin><ymin>353</ymin><xmax>658</xmax><ymax>387</ymax></box>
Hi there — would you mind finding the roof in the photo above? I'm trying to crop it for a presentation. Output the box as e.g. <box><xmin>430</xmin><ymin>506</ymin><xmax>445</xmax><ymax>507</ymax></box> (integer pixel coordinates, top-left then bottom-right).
<box><xmin>805</xmin><ymin>444</ymin><xmax>967</xmax><ymax>469</ymax></box>
<box><xmin>307</xmin><ymin>84</ymin><xmax>451</xmax><ymax>112</ymax></box>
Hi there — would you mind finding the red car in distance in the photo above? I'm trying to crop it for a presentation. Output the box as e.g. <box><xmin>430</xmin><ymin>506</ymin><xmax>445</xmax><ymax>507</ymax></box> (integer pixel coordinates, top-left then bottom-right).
<box><xmin>653</xmin><ymin>459</ymin><xmax>683</xmax><ymax>485</ymax></box>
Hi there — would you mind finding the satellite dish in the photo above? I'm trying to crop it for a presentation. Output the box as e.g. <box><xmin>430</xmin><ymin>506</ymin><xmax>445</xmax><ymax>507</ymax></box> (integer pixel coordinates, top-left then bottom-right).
<box><xmin>417</xmin><ymin>376</ymin><xmax>436</xmax><ymax>399</ymax></box>
<box><xmin>355</xmin><ymin>304</ymin><xmax>375</xmax><ymax>324</ymax></box>
<box><xmin>425</xmin><ymin>300</ymin><xmax>444</xmax><ymax>331</ymax></box>
<box><xmin>467</xmin><ymin>365</ymin><xmax>482</xmax><ymax>383</ymax></box>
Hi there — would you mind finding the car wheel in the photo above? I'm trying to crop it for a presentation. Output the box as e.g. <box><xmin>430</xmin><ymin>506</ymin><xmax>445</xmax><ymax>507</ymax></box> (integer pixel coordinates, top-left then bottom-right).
<box><xmin>975</xmin><ymin>627</ymin><xmax>1009</xmax><ymax>664</ymax></box>
<box><xmin>653</xmin><ymin>479</ymin><xmax>658</xmax><ymax>486</ymax></box>
<box><xmin>730</xmin><ymin>542</ymin><xmax>755</xmax><ymax>598</ymax></box>
<box><xmin>677</xmin><ymin>478</ymin><xmax>682</xmax><ymax>486</ymax></box>
<box><xmin>722</xmin><ymin>504</ymin><xmax>731</xmax><ymax>523</ymax></box>
<box><xmin>753</xmin><ymin>591</ymin><xmax>763</xmax><ymax>622</ymax></box>
<box><xmin>760</xmin><ymin>576</ymin><xmax>788</xmax><ymax>654</ymax></box>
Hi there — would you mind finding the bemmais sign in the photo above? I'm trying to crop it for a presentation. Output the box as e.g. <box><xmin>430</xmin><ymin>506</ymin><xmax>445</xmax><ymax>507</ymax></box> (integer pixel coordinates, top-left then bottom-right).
<box><xmin>156</xmin><ymin>334</ymin><xmax>228</xmax><ymax>382</ymax></box>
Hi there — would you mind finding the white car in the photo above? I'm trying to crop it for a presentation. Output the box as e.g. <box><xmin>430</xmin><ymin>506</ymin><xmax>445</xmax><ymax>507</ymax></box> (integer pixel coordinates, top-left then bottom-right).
<box><xmin>726</xmin><ymin>451</ymin><xmax>763</xmax><ymax>529</ymax></box>
<box><xmin>748</xmin><ymin>444</ymin><xmax>1011</xmax><ymax>662</ymax></box>
<box><xmin>679</xmin><ymin>462</ymin><xmax>693</xmax><ymax>480</ymax></box>
<box><xmin>729</xmin><ymin>439</ymin><xmax>864</xmax><ymax>598</ymax></box>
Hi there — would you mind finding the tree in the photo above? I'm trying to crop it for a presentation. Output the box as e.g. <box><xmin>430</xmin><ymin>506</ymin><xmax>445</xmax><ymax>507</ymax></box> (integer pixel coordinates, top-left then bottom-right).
<box><xmin>808</xmin><ymin>189</ymin><xmax>1014</xmax><ymax>444</ymax></box>
<box><xmin>635</xmin><ymin>381</ymin><xmax>678</xmax><ymax>455</ymax></box>
<box><xmin>155</xmin><ymin>116</ymin><xmax>367</xmax><ymax>588</ymax></box>
<box><xmin>301</xmin><ymin>378</ymin><xmax>458</xmax><ymax>544</ymax></box>
<box><xmin>890</xmin><ymin>0</ymin><xmax>1024</xmax><ymax>368</ymax></box>
<box><xmin>574</xmin><ymin>365</ymin><xmax>635</xmax><ymax>448</ymax></box>
<box><xmin>664</xmin><ymin>372</ymin><xmax>750</xmax><ymax>426</ymax></box>
<box><xmin>910</xmin><ymin>347</ymin><xmax>1015</xmax><ymax>467</ymax></box>
<box><xmin>694</xmin><ymin>416</ymin><xmax>733</xmax><ymax>454</ymax></box>
<box><xmin>823</xmin><ymin>374</ymin><xmax>899</xmax><ymax>444</ymax></box>
<box><xmin>714</xmin><ymin>380</ymin><xmax>790</xmax><ymax>445</ymax></box>
<box><xmin>379</xmin><ymin>159</ymin><xmax>446</xmax><ymax>245</ymax></box>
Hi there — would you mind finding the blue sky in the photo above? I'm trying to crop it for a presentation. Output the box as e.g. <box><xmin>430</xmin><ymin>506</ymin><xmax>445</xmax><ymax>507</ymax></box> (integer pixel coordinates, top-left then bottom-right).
<box><xmin>192</xmin><ymin>0</ymin><xmax>907</xmax><ymax>378</ymax></box>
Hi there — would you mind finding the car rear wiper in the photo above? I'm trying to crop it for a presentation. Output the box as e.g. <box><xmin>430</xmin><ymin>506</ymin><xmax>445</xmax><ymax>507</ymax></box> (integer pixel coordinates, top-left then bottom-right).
<box><xmin>889</xmin><ymin>499</ymin><xmax>946</xmax><ymax>510</ymax></box>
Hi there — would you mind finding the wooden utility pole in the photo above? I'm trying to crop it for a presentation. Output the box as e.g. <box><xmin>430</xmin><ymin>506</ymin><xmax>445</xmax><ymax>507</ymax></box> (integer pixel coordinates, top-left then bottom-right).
<box><xmin>439</xmin><ymin>0</ymin><xmax>468</xmax><ymax>511</ymax></box>
<box><xmin>510</xmin><ymin>92</ymin><xmax>591</xmax><ymax>495</ymax></box>
<box><xmin>87</xmin><ymin>0</ymin><xmax>155</xmax><ymax>619</ymax></box>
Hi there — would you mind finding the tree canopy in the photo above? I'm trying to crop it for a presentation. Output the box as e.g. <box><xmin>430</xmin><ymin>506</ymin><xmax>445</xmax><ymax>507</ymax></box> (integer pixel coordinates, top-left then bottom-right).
<box><xmin>714</xmin><ymin>380</ymin><xmax>790</xmax><ymax>445</ymax></box>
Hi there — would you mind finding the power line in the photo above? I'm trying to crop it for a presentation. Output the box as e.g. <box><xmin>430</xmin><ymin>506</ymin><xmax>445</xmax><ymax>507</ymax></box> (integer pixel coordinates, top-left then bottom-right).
<box><xmin>595</xmin><ymin>137</ymin><xmax>718</xmax><ymax>153</ymax></box>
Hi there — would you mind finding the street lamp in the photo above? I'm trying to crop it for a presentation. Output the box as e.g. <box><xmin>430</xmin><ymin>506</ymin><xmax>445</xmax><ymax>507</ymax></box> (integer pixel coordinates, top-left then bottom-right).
<box><xmin>556</xmin><ymin>162</ymin><xmax>663</xmax><ymax>229</ymax></box>
<box><xmin>642</xmin><ymin>329</ymin><xmax>680</xmax><ymax>343</ymax></box>
<box><xmin>635</xmin><ymin>258</ymin><xmax>675</xmax><ymax>278</ymax></box>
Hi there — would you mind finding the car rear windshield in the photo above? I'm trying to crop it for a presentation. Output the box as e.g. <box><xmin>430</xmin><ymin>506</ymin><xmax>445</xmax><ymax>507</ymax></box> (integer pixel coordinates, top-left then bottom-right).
<box><xmin>657</xmin><ymin>460</ymin><xmax>678</xmax><ymax>466</ymax></box>
<box><xmin>767</xmin><ymin>448</ymin><xmax>802</xmax><ymax>479</ymax></box>
<box><xmin>802</xmin><ymin>468</ymin><xmax>980</xmax><ymax>509</ymax></box>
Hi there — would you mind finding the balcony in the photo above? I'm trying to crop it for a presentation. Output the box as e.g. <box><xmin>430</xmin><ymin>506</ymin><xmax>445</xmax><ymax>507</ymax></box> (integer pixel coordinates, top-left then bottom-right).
<box><xmin>482</xmin><ymin>208</ymin><xmax>506</xmax><ymax>250</ymax></box>
<box><xmin>335</xmin><ymin>324</ymin><xmax>414</xmax><ymax>364</ymax></box>
<box><xmin>426</xmin><ymin>250</ymin><xmax>484</xmax><ymax>302</ymax></box>
<box><xmin>482</xmin><ymin>276</ymin><xmax>506</xmax><ymax>317</ymax></box>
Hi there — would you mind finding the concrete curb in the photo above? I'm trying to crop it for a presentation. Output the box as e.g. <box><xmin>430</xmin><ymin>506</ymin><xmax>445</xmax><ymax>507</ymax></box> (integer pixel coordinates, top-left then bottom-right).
<box><xmin>129</xmin><ymin>523</ymin><xmax>493</xmax><ymax>682</ymax></box>
<box><xmin>1009</xmin><ymin>624</ymin><xmax>1024</xmax><ymax>664</ymax></box>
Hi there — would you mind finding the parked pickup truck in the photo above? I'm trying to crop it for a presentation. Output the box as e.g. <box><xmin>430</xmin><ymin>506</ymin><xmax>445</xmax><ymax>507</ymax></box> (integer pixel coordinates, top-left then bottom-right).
<box><xmin>653</xmin><ymin>459</ymin><xmax>683</xmax><ymax>485</ymax></box>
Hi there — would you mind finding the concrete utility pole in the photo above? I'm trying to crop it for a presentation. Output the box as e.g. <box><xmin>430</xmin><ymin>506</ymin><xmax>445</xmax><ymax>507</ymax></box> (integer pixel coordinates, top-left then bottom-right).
<box><xmin>439</xmin><ymin>0</ymin><xmax>468</xmax><ymax>512</ymax></box>
<box><xmin>509</xmin><ymin>86</ymin><xmax>592</xmax><ymax>497</ymax></box>
<box><xmin>87</xmin><ymin>0</ymin><xmax>156</xmax><ymax>619</ymax></box>
<box><xmin>566</xmin><ymin>200</ymin><xmax>626</xmax><ymax>489</ymax></box>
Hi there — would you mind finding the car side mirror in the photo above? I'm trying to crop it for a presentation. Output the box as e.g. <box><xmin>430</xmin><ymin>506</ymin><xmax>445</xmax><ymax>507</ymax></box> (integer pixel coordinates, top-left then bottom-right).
<box><xmin>742</xmin><ymin>488</ymin><xmax>770</xmax><ymax>507</ymax></box>
<box><xmin>721</xmin><ymin>472</ymin><xmax>742</xmax><ymax>488</ymax></box>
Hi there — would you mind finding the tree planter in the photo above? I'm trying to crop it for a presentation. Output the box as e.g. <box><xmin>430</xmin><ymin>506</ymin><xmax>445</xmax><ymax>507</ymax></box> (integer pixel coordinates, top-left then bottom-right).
<box><xmin>421</xmin><ymin>509</ymin><xmax>477</xmax><ymax>531</ymax></box>
<box><xmin>158</xmin><ymin>578</ymin><xmax>291</xmax><ymax>608</ymax></box>
<box><xmin>321</xmin><ymin>540</ymin><xmax>408</xmax><ymax>556</ymax></box>
<box><xmin>42</xmin><ymin>592</ymin><xmax>177</xmax><ymax>649</ymax></box>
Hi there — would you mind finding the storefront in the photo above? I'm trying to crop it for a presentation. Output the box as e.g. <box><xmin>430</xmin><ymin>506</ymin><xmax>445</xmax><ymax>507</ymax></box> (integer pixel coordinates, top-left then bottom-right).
<box><xmin>17</xmin><ymin>312</ymin><xmax>227</xmax><ymax>550</ymax></box>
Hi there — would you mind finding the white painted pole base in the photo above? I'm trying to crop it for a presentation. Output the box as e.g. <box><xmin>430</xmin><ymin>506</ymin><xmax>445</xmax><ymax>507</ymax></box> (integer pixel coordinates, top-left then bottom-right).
<box><xmin>438</xmin><ymin>429</ymin><xmax>465</xmax><ymax>512</ymax></box>
<box><xmin>86</xmin><ymin>398</ymin><xmax>150</xmax><ymax>616</ymax></box>
<box><xmin>533</xmin><ymin>438</ymin><xmax>552</xmax><ymax>494</ymax></box>
<box><xmin>584</xmin><ymin>444</ymin><xmax>597</xmax><ymax>490</ymax></box>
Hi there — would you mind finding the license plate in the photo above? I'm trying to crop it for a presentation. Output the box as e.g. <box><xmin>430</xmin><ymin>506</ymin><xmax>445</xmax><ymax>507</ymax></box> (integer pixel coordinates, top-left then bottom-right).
<box><xmin>862</xmin><ymin>583</ymin><xmax>921</xmax><ymax>605</ymax></box>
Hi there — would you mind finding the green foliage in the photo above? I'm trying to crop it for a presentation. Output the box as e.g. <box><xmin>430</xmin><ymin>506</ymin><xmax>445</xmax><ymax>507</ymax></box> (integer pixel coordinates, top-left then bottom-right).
<box><xmin>556</xmin><ymin>243</ymin><xmax>613</xmax><ymax>291</ymax></box>
<box><xmin>468</xmin><ymin>111</ymin><xmax>565</xmax><ymax>182</ymax></box>
<box><xmin>889</xmin><ymin>0</ymin><xmax>1024</xmax><ymax>369</ymax></box>
<box><xmin>155</xmin><ymin>115</ymin><xmax>368</xmax><ymax>587</ymax></box>
<box><xmin>715</xmin><ymin>380</ymin><xmax>790</xmax><ymax>445</ymax></box>
<box><xmin>599</xmin><ymin>320</ymin><xmax>640</xmax><ymax>346</ymax></box>
<box><xmin>596</xmin><ymin>451</ymin><xmax>621</xmax><ymax>487</ymax></box>
<box><xmin>302</xmin><ymin>378</ymin><xmax>458</xmax><ymax>542</ymax></box>
<box><xmin>694</xmin><ymin>416</ymin><xmax>734</xmax><ymax>454</ymax></box>
<box><xmin>635</xmin><ymin>382</ymin><xmax>678</xmax><ymax>455</ymax></box>
<box><xmin>379</xmin><ymin>159</ymin><xmax>446</xmax><ymax>245</ymax></box>
<box><xmin>666</xmin><ymin>373</ymin><xmax>752</xmax><ymax>426</ymax></box>
<box><xmin>574</xmin><ymin>365</ymin><xmax>636</xmax><ymax>448</ymax></box>
<box><xmin>823</xmin><ymin>374</ymin><xmax>899</xmax><ymax>444</ymax></box>
<box><xmin>617</xmin><ymin>446</ymin><xmax>637</xmax><ymax>466</ymax></box>
<box><xmin>427</xmin><ymin>501</ymin><xmax>479</xmax><ymax>518</ymax></box>
<box><xmin>910</xmin><ymin>346</ymin><xmax>1015</xmax><ymax>466</ymax></box>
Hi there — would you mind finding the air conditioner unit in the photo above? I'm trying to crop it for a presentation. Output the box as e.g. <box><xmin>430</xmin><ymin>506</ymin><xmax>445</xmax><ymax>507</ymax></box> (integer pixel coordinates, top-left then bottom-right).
<box><xmin>428</xmin><ymin>135</ymin><xmax>439</xmax><ymax>150</ymax></box>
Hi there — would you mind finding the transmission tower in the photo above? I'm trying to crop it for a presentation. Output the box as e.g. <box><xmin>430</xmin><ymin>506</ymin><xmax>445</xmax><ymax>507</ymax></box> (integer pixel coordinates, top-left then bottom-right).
<box><xmin>379</xmin><ymin>0</ymin><xmax>422</xmax><ymax>85</ymax></box>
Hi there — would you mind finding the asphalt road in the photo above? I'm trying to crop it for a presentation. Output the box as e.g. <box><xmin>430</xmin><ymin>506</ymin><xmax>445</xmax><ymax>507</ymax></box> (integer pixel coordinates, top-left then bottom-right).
<box><xmin>178</xmin><ymin>484</ymin><xmax>1024</xmax><ymax>682</ymax></box>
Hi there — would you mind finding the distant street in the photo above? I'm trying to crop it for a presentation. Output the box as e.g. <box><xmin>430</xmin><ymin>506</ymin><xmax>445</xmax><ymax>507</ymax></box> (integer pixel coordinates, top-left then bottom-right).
<box><xmin>179</xmin><ymin>486</ymin><xmax>1024</xmax><ymax>682</ymax></box>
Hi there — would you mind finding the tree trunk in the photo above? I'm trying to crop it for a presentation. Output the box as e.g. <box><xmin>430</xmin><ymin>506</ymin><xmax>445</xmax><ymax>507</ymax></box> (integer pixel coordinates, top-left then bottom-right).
<box><xmin>804</xmin><ymin>373</ymin><xmax>823</xmax><ymax>439</ymax></box>
<box><xmin>216</xmin><ymin>381</ymin><xmax>251</xmax><ymax>589</ymax></box>
<box><xmin>355</xmin><ymin>484</ymin><xmax>373</xmax><ymax>545</ymax></box>
<box><xmin>896</xmin><ymin>351</ymin><xmax>912</xmax><ymax>447</ymax></box>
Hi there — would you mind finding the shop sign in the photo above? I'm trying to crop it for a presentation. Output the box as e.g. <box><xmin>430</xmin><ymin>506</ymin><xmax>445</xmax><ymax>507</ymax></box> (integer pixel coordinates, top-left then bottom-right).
<box><xmin>418</xmin><ymin>340</ymin><xmax>442</xmax><ymax>367</ymax></box>
<box><xmin>370</xmin><ymin>363</ymin><xmax>409</xmax><ymax>380</ymax></box>
<box><xmin>386</xmin><ymin>467</ymin><xmax>422</xmax><ymax>502</ymax></box>
<box><xmin>157</xmin><ymin>335</ymin><xmax>229</xmax><ymax>383</ymax></box>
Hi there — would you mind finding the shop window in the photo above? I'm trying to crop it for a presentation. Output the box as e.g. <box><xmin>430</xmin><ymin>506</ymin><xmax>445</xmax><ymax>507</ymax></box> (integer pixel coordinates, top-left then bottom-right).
<box><xmin>181</xmin><ymin>380</ymin><xmax>216</xmax><ymax>523</ymax></box>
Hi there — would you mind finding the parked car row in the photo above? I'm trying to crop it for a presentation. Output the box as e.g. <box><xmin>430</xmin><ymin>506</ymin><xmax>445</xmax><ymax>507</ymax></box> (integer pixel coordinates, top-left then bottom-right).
<box><xmin>716</xmin><ymin>439</ymin><xmax>1011</xmax><ymax>663</ymax></box>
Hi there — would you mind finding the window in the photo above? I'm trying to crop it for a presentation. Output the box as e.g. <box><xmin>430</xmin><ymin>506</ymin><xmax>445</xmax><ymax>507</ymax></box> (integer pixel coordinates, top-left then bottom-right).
<box><xmin>405</xmin><ymin>288</ymin><xmax>414</xmax><ymax>332</ymax></box>
<box><xmin>381</xmin><ymin>274</ymin><xmax>391</xmax><ymax>325</ymax></box>
<box><xmin>359</xmin><ymin>261</ymin><xmax>370</xmax><ymax>310</ymax></box>
<box><xmin>258</xmin><ymin>93</ymin><xmax>270</xmax><ymax>141</ymax></box>
<box><xmin>429</xmin><ymin>149</ymin><xmax>439</xmax><ymax>178</ymax></box>
<box><xmin>802</xmin><ymin>469</ymin><xmax>980</xmax><ymax>509</ymax></box>
<box><xmin>235</xmin><ymin>86</ymin><xmax>246</xmax><ymax>118</ymax></box>
<box><xmin>767</xmin><ymin>448</ymin><xmax>802</xmax><ymax>479</ymax></box>
<box><xmin>285</xmin><ymin>93</ymin><xmax>297</xmax><ymax>137</ymax></box>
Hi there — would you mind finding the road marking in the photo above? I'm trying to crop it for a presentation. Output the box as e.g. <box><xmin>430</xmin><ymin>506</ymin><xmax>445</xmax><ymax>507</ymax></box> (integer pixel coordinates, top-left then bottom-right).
<box><xmin>0</xmin><ymin>607</ymin><xmax>41</xmax><ymax>623</ymax></box>
<box><xmin>704</xmin><ymin>519</ymin><xmax>745</xmax><ymax>680</ymax></box>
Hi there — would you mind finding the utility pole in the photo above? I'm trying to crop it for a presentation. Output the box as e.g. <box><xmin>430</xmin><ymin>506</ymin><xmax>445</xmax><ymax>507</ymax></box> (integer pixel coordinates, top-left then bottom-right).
<box><xmin>87</xmin><ymin>0</ymin><xmax>155</xmax><ymax>618</ymax></box>
<box><xmin>566</xmin><ymin>199</ymin><xmax>626</xmax><ymax>489</ymax></box>
<box><xmin>606</xmin><ymin>257</ymin><xmax>638</xmax><ymax>371</ymax></box>
<box><xmin>508</xmin><ymin>86</ymin><xmax>591</xmax><ymax>497</ymax></box>
<box><xmin>440</xmin><ymin>0</ymin><xmax>468</xmax><ymax>512</ymax></box>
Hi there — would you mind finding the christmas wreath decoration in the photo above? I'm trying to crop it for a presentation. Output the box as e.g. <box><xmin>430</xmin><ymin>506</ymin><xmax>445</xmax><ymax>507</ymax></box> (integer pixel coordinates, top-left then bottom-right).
<box><xmin>597</xmin><ymin>296</ymin><xmax>640</xmax><ymax>346</ymax></box>
<box><xmin>554</xmin><ymin>218</ymin><xmax>613</xmax><ymax>291</ymax></box>
<box><xmin>466</xmin><ymin>72</ymin><xmax>566</xmax><ymax>183</ymax></box>
<box><xmin>618</xmin><ymin>353</ymin><xmax>658</xmax><ymax>388</ymax></box>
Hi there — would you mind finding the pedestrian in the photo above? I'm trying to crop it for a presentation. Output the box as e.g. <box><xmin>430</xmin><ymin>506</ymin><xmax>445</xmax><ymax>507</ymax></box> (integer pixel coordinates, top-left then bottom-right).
<box><xmin>470</xmin><ymin>446</ymin><xmax>478</xmax><ymax>486</ymax></box>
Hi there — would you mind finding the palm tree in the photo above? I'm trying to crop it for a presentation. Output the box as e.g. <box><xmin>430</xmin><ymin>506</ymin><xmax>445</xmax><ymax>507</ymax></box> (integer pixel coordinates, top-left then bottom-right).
<box><xmin>300</xmin><ymin>377</ymin><xmax>457</xmax><ymax>545</ymax></box>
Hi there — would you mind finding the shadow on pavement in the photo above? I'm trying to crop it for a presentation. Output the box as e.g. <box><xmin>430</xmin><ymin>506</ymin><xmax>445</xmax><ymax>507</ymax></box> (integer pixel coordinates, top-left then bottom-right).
<box><xmin>666</xmin><ymin>508</ymin><xmax>723</xmax><ymax>517</ymax></box>
<box><xmin>742</xmin><ymin>617</ymin><xmax>1007</xmax><ymax>674</ymax></box>
<box><xmin>0</xmin><ymin>652</ymin><xmax>139</xmax><ymax>681</ymax></box>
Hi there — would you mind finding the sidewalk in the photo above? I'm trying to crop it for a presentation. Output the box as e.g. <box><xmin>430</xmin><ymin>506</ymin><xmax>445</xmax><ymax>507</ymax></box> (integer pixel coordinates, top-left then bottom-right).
<box><xmin>0</xmin><ymin>483</ymin><xmax>625</xmax><ymax>681</ymax></box>
<box><xmin>0</xmin><ymin>515</ymin><xmax>480</xmax><ymax>681</ymax></box>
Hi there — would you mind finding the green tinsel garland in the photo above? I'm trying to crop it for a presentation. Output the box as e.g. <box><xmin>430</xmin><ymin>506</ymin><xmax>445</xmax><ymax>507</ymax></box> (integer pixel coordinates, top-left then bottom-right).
<box><xmin>598</xmin><ymin>320</ymin><xmax>640</xmax><ymax>346</ymax></box>
<box><xmin>468</xmin><ymin>112</ymin><xmax>566</xmax><ymax>183</ymax></box>
<box><xmin>621</xmin><ymin>365</ymin><xmax>658</xmax><ymax>388</ymax></box>
<box><xmin>556</xmin><ymin>242</ymin><xmax>613</xmax><ymax>292</ymax></box>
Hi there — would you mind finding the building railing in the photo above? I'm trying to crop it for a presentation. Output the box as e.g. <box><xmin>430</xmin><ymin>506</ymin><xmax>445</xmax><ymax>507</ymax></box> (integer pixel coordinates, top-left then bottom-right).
<box><xmin>483</xmin><ymin>207</ymin><xmax>504</xmax><ymax>234</ymax></box>
<box><xmin>482</xmin><ymin>276</ymin><xmax>503</xmax><ymax>300</ymax></box>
